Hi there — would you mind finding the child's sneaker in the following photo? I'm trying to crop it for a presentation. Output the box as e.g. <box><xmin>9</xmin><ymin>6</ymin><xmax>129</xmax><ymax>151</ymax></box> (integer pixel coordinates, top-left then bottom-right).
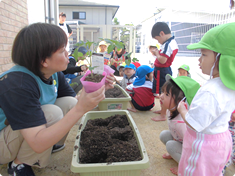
<box><xmin>7</xmin><ymin>161</ymin><xmax>35</xmax><ymax>176</ymax></box>
<box><xmin>52</xmin><ymin>144</ymin><xmax>65</xmax><ymax>153</ymax></box>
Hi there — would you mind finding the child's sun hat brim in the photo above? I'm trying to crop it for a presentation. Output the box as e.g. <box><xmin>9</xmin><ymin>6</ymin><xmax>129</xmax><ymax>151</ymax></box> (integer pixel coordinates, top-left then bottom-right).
<box><xmin>187</xmin><ymin>22</ymin><xmax>235</xmax><ymax>90</ymax></box>
<box><xmin>124</xmin><ymin>63</ymin><xmax>136</xmax><ymax>71</ymax></box>
<box><xmin>165</xmin><ymin>74</ymin><xmax>200</xmax><ymax>105</ymax></box>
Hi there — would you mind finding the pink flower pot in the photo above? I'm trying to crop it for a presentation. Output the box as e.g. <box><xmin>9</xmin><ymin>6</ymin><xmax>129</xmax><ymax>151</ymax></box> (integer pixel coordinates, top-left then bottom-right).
<box><xmin>80</xmin><ymin>70</ymin><xmax>107</xmax><ymax>93</ymax></box>
<box><xmin>104</xmin><ymin>65</ymin><xmax>115</xmax><ymax>75</ymax></box>
<box><xmin>104</xmin><ymin>65</ymin><xmax>115</xmax><ymax>83</ymax></box>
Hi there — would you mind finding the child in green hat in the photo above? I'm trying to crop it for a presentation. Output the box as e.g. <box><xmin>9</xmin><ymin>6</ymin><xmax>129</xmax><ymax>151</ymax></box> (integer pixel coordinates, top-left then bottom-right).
<box><xmin>159</xmin><ymin>74</ymin><xmax>200</xmax><ymax>175</ymax></box>
<box><xmin>178</xmin><ymin>64</ymin><xmax>191</xmax><ymax>77</ymax></box>
<box><xmin>177</xmin><ymin>22</ymin><xmax>235</xmax><ymax>176</ymax></box>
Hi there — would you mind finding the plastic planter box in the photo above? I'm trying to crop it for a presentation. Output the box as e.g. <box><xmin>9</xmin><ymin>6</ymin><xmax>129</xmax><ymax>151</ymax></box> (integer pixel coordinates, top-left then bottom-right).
<box><xmin>98</xmin><ymin>84</ymin><xmax>131</xmax><ymax>111</ymax></box>
<box><xmin>71</xmin><ymin>110</ymin><xmax>149</xmax><ymax>176</ymax></box>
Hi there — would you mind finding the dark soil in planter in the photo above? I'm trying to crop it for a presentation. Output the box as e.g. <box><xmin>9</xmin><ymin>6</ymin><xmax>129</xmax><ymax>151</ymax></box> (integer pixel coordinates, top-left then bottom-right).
<box><xmin>105</xmin><ymin>86</ymin><xmax>126</xmax><ymax>98</ymax></box>
<box><xmin>79</xmin><ymin>114</ymin><xmax>142</xmax><ymax>164</ymax></box>
<box><xmin>84</xmin><ymin>73</ymin><xmax>104</xmax><ymax>83</ymax></box>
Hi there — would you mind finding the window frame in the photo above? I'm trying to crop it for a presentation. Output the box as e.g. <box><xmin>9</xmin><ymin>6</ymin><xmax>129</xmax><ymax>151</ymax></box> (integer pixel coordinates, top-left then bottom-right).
<box><xmin>72</xmin><ymin>12</ymin><xmax>86</xmax><ymax>20</ymax></box>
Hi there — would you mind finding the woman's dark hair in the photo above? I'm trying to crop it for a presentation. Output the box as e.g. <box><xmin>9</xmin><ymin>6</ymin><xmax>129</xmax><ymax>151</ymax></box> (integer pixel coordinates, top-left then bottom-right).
<box><xmin>161</xmin><ymin>79</ymin><xmax>185</xmax><ymax>120</ymax></box>
<box><xmin>12</xmin><ymin>23</ymin><xmax>67</xmax><ymax>80</ymax></box>
<box><xmin>151</xmin><ymin>22</ymin><xmax>171</xmax><ymax>38</ymax></box>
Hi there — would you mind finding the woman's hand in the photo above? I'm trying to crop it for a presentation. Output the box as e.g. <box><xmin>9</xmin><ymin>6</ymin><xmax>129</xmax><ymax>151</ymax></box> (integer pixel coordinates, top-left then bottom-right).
<box><xmin>105</xmin><ymin>73</ymin><xmax>115</xmax><ymax>91</ymax></box>
<box><xmin>76</xmin><ymin>86</ymin><xmax>105</xmax><ymax>114</ymax></box>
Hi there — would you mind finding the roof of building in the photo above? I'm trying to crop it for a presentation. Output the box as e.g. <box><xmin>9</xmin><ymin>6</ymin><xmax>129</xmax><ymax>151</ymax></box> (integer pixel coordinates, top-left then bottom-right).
<box><xmin>59</xmin><ymin>0</ymin><xmax>119</xmax><ymax>19</ymax></box>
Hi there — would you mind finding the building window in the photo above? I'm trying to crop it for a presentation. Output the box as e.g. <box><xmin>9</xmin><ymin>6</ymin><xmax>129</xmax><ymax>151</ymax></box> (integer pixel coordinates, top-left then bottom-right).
<box><xmin>73</xmin><ymin>12</ymin><xmax>86</xmax><ymax>20</ymax></box>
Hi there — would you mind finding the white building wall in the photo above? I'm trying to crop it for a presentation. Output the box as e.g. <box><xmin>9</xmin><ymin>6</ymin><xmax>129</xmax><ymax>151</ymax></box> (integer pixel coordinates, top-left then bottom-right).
<box><xmin>59</xmin><ymin>6</ymin><xmax>113</xmax><ymax>25</ymax></box>
<box><xmin>27</xmin><ymin>0</ymin><xmax>45</xmax><ymax>24</ymax></box>
<box><xmin>140</xmin><ymin>16</ymin><xmax>157</xmax><ymax>54</ymax></box>
<box><xmin>106</xmin><ymin>9</ymin><xmax>113</xmax><ymax>25</ymax></box>
<box><xmin>139</xmin><ymin>9</ymin><xmax>235</xmax><ymax>56</ymax></box>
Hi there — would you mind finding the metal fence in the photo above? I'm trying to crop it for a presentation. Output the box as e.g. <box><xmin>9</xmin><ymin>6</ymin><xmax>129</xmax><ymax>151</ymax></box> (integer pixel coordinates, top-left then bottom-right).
<box><xmin>169</xmin><ymin>9</ymin><xmax>235</xmax><ymax>56</ymax></box>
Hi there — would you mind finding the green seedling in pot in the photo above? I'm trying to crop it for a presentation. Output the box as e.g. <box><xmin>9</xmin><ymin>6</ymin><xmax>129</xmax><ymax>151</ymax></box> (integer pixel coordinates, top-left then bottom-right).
<box><xmin>73</xmin><ymin>39</ymin><xmax>139</xmax><ymax>78</ymax></box>
<box><xmin>100</xmin><ymin>38</ymin><xmax>139</xmax><ymax>66</ymax></box>
<box><xmin>72</xmin><ymin>40</ymin><xmax>99</xmax><ymax>78</ymax></box>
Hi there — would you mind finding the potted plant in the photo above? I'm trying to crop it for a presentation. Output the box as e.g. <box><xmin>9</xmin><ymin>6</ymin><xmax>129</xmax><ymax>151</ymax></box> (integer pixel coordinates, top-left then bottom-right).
<box><xmin>72</xmin><ymin>39</ymin><xmax>136</xmax><ymax>93</ymax></box>
<box><xmin>72</xmin><ymin>40</ymin><xmax>110</xmax><ymax>93</ymax></box>
<box><xmin>98</xmin><ymin>84</ymin><xmax>131</xmax><ymax>110</ymax></box>
<box><xmin>71</xmin><ymin>110</ymin><xmax>149</xmax><ymax>175</ymax></box>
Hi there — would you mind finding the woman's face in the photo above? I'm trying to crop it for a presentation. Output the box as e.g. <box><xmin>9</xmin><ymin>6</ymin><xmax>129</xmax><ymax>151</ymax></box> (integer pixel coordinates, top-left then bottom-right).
<box><xmin>44</xmin><ymin>47</ymin><xmax>69</xmax><ymax>75</ymax></box>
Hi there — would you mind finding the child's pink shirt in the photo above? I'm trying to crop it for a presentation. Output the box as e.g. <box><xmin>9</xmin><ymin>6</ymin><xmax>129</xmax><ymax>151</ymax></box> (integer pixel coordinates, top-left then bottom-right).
<box><xmin>166</xmin><ymin>110</ymin><xmax>187</xmax><ymax>142</ymax></box>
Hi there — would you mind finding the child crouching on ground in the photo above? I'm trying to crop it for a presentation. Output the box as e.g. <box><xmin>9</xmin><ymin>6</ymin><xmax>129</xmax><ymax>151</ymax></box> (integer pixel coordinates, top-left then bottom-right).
<box><xmin>126</xmin><ymin>65</ymin><xmax>155</xmax><ymax>112</ymax></box>
<box><xmin>115</xmin><ymin>63</ymin><xmax>136</xmax><ymax>89</ymax></box>
<box><xmin>159</xmin><ymin>75</ymin><xmax>200</xmax><ymax>175</ymax></box>
<box><xmin>177</xmin><ymin>22</ymin><xmax>235</xmax><ymax>176</ymax></box>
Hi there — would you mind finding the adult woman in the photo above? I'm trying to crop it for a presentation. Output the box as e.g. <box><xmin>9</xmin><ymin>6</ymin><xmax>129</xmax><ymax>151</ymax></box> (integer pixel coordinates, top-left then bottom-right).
<box><xmin>110</xmin><ymin>41</ymin><xmax>130</xmax><ymax>76</ymax></box>
<box><xmin>0</xmin><ymin>23</ymin><xmax>114</xmax><ymax>176</ymax></box>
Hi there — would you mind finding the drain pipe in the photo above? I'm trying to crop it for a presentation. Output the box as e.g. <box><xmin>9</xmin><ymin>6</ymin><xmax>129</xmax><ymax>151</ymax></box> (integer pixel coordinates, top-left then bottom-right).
<box><xmin>44</xmin><ymin>0</ymin><xmax>49</xmax><ymax>23</ymax></box>
<box><xmin>44</xmin><ymin>0</ymin><xmax>56</xmax><ymax>24</ymax></box>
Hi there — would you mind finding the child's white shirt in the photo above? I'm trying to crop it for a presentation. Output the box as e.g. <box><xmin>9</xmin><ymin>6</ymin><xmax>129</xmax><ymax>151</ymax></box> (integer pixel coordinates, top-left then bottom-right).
<box><xmin>186</xmin><ymin>77</ymin><xmax>235</xmax><ymax>134</ymax></box>
<box><xmin>167</xmin><ymin>110</ymin><xmax>186</xmax><ymax>142</ymax></box>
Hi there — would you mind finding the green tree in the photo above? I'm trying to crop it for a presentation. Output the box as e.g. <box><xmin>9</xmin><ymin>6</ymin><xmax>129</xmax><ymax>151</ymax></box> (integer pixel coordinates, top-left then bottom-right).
<box><xmin>119</xmin><ymin>24</ymin><xmax>134</xmax><ymax>50</ymax></box>
<box><xmin>113</xmin><ymin>17</ymin><xmax>120</xmax><ymax>25</ymax></box>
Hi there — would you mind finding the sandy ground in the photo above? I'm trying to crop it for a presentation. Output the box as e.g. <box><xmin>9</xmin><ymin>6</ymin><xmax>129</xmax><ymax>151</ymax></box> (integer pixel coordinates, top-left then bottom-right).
<box><xmin>1</xmin><ymin>56</ymin><xmax>235</xmax><ymax>175</ymax></box>
<box><xmin>1</xmin><ymin>99</ymin><xmax>235</xmax><ymax>176</ymax></box>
